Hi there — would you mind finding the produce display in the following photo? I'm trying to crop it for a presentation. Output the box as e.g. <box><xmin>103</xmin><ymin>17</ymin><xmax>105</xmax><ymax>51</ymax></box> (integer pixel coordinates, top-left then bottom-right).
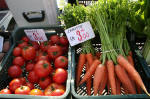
<box><xmin>60</xmin><ymin>0</ymin><xmax>150</xmax><ymax>96</ymax></box>
<box><xmin>0</xmin><ymin>34</ymin><xmax>69</xmax><ymax>96</ymax></box>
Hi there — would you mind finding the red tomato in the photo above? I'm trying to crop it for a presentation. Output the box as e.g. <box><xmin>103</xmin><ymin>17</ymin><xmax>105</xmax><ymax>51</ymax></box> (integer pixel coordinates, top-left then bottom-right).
<box><xmin>60</xmin><ymin>36</ymin><xmax>69</xmax><ymax>46</ymax></box>
<box><xmin>21</xmin><ymin>36</ymin><xmax>30</xmax><ymax>42</ymax></box>
<box><xmin>34</xmin><ymin>60</ymin><xmax>52</xmax><ymax>78</ymax></box>
<box><xmin>39</xmin><ymin>77</ymin><xmax>52</xmax><ymax>89</ymax></box>
<box><xmin>15</xmin><ymin>86</ymin><xmax>31</xmax><ymax>95</ymax></box>
<box><xmin>22</xmin><ymin>46</ymin><xmax>36</xmax><ymax>60</ymax></box>
<box><xmin>29</xmin><ymin>89</ymin><xmax>43</xmax><ymax>96</ymax></box>
<box><xmin>13</xmin><ymin>47</ymin><xmax>22</xmax><ymax>56</ymax></box>
<box><xmin>0</xmin><ymin>88</ymin><xmax>11</xmax><ymax>94</ymax></box>
<box><xmin>29</xmin><ymin>41</ymin><xmax>39</xmax><ymax>50</ymax></box>
<box><xmin>53</xmin><ymin>68</ymin><xmax>67</xmax><ymax>84</ymax></box>
<box><xmin>18</xmin><ymin>41</ymin><xmax>28</xmax><ymax>48</ymax></box>
<box><xmin>8</xmin><ymin>65</ymin><xmax>22</xmax><ymax>78</ymax></box>
<box><xmin>44</xmin><ymin>83</ymin><xmax>65</xmax><ymax>96</ymax></box>
<box><xmin>9</xmin><ymin>78</ymin><xmax>22</xmax><ymax>92</ymax></box>
<box><xmin>47</xmin><ymin>45</ymin><xmax>62</xmax><ymax>59</ymax></box>
<box><xmin>51</xmin><ymin>89</ymin><xmax>65</xmax><ymax>96</ymax></box>
<box><xmin>50</xmin><ymin>35</ymin><xmax>60</xmax><ymax>44</ymax></box>
<box><xmin>36</xmin><ymin>52</ymin><xmax>49</xmax><ymax>61</ymax></box>
<box><xmin>25</xmin><ymin>62</ymin><xmax>35</xmax><ymax>72</ymax></box>
<box><xmin>40</xmin><ymin>41</ymin><xmax>51</xmax><ymax>52</ymax></box>
<box><xmin>27</xmin><ymin>71</ymin><xmax>39</xmax><ymax>84</ymax></box>
<box><xmin>19</xmin><ymin>77</ymin><xmax>26</xmax><ymax>85</ymax></box>
<box><xmin>25</xmin><ymin>82</ymin><xmax>34</xmax><ymax>90</ymax></box>
<box><xmin>54</xmin><ymin>56</ymin><xmax>68</xmax><ymax>68</ymax></box>
<box><xmin>62</xmin><ymin>46</ymin><xmax>68</xmax><ymax>54</ymax></box>
<box><xmin>13</xmin><ymin>56</ymin><xmax>25</xmax><ymax>66</ymax></box>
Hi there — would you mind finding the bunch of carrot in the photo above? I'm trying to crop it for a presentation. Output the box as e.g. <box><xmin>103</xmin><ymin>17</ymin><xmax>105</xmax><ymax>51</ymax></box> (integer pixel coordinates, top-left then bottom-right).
<box><xmin>75</xmin><ymin>0</ymin><xmax>150</xmax><ymax>96</ymax></box>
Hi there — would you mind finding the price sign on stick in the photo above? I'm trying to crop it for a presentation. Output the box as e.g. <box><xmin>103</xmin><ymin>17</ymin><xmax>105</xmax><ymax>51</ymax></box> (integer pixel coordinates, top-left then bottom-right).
<box><xmin>65</xmin><ymin>21</ymin><xmax>95</xmax><ymax>46</ymax></box>
<box><xmin>24</xmin><ymin>29</ymin><xmax>48</xmax><ymax>41</ymax></box>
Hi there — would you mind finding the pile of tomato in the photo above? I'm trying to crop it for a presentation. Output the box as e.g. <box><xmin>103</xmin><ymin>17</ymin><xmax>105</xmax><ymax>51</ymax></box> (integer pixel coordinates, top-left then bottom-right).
<box><xmin>0</xmin><ymin>34</ymin><xmax>69</xmax><ymax>96</ymax></box>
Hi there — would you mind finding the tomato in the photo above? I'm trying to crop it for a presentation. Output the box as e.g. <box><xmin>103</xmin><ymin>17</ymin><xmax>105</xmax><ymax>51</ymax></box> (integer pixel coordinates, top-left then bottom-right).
<box><xmin>39</xmin><ymin>77</ymin><xmax>52</xmax><ymax>89</ymax></box>
<box><xmin>62</xmin><ymin>46</ymin><xmax>68</xmax><ymax>54</ymax></box>
<box><xmin>13</xmin><ymin>47</ymin><xmax>22</xmax><ymax>56</ymax></box>
<box><xmin>44</xmin><ymin>83</ymin><xmax>65</xmax><ymax>96</ymax></box>
<box><xmin>60</xmin><ymin>36</ymin><xmax>69</xmax><ymax>46</ymax></box>
<box><xmin>8</xmin><ymin>65</ymin><xmax>22</xmax><ymax>78</ymax></box>
<box><xmin>21</xmin><ymin>36</ymin><xmax>30</xmax><ymax>42</ymax></box>
<box><xmin>13</xmin><ymin>56</ymin><xmax>25</xmax><ymax>66</ymax></box>
<box><xmin>22</xmin><ymin>46</ymin><xmax>36</xmax><ymax>60</ymax></box>
<box><xmin>34</xmin><ymin>60</ymin><xmax>52</xmax><ymax>78</ymax></box>
<box><xmin>18</xmin><ymin>41</ymin><xmax>28</xmax><ymax>48</ymax></box>
<box><xmin>51</xmin><ymin>89</ymin><xmax>65</xmax><ymax>96</ymax></box>
<box><xmin>54</xmin><ymin>56</ymin><xmax>68</xmax><ymax>68</ymax></box>
<box><xmin>0</xmin><ymin>88</ymin><xmax>11</xmax><ymax>94</ymax></box>
<box><xmin>47</xmin><ymin>45</ymin><xmax>62</xmax><ymax>59</ymax></box>
<box><xmin>53</xmin><ymin>68</ymin><xmax>67</xmax><ymax>84</ymax></box>
<box><xmin>27</xmin><ymin>71</ymin><xmax>39</xmax><ymax>84</ymax></box>
<box><xmin>29</xmin><ymin>41</ymin><xmax>39</xmax><ymax>50</ymax></box>
<box><xmin>25</xmin><ymin>82</ymin><xmax>34</xmax><ymax>90</ymax></box>
<box><xmin>25</xmin><ymin>62</ymin><xmax>35</xmax><ymax>72</ymax></box>
<box><xmin>29</xmin><ymin>89</ymin><xmax>43</xmax><ymax>96</ymax></box>
<box><xmin>15</xmin><ymin>86</ymin><xmax>31</xmax><ymax>95</ymax></box>
<box><xmin>50</xmin><ymin>35</ymin><xmax>60</xmax><ymax>44</ymax></box>
<box><xmin>40</xmin><ymin>41</ymin><xmax>51</xmax><ymax>52</ymax></box>
<box><xmin>36</xmin><ymin>52</ymin><xmax>49</xmax><ymax>61</ymax></box>
<box><xmin>19</xmin><ymin>77</ymin><xmax>26</xmax><ymax>85</ymax></box>
<box><xmin>9</xmin><ymin>78</ymin><xmax>22</xmax><ymax>92</ymax></box>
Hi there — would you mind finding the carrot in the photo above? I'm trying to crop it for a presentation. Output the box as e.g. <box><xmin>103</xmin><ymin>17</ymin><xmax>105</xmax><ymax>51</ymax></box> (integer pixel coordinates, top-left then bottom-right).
<box><xmin>106</xmin><ymin>60</ymin><xmax>116</xmax><ymax>95</ymax></box>
<box><xmin>127</xmin><ymin>55</ymin><xmax>134</xmax><ymax>66</ymax></box>
<box><xmin>79</xmin><ymin>59</ymin><xmax>101</xmax><ymax>85</ymax></box>
<box><xmin>76</xmin><ymin>53</ymin><xmax>86</xmax><ymax>86</ymax></box>
<box><xmin>86</xmin><ymin>53</ymin><xmax>93</xmax><ymax>66</ymax></box>
<box><xmin>117</xmin><ymin>55</ymin><xmax>150</xmax><ymax>96</ymax></box>
<box><xmin>136</xmin><ymin>82</ymin><xmax>142</xmax><ymax>94</ymax></box>
<box><xmin>116</xmin><ymin>77</ymin><xmax>121</xmax><ymax>95</ymax></box>
<box><xmin>115</xmin><ymin>64</ymin><xmax>136</xmax><ymax>94</ymax></box>
<box><xmin>86</xmin><ymin>62</ymin><xmax>91</xmax><ymax>95</ymax></box>
<box><xmin>93</xmin><ymin>64</ymin><xmax>106</xmax><ymax>95</ymax></box>
<box><xmin>99</xmin><ymin>68</ymin><xmax>108</xmax><ymax>95</ymax></box>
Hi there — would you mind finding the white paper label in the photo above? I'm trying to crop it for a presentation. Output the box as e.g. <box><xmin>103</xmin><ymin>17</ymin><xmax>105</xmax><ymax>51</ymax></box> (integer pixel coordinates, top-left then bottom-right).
<box><xmin>65</xmin><ymin>21</ymin><xmax>95</xmax><ymax>46</ymax></box>
<box><xmin>24</xmin><ymin>29</ymin><xmax>48</xmax><ymax>41</ymax></box>
<box><xmin>0</xmin><ymin>36</ymin><xmax>4</xmax><ymax>52</ymax></box>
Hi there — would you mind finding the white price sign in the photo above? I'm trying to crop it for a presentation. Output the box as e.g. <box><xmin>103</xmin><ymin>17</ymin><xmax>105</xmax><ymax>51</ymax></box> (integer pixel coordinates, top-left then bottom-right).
<box><xmin>65</xmin><ymin>21</ymin><xmax>95</xmax><ymax>46</ymax></box>
<box><xmin>24</xmin><ymin>29</ymin><xmax>48</xmax><ymax>41</ymax></box>
<box><xmin>0</xmin><ymin>36</ymin><xmax>4</xmax><ymax>52</ymax></box>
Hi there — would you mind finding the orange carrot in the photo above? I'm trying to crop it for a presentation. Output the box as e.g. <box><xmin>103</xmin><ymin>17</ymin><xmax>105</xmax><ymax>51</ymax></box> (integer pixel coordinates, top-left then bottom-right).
<box><xmin>106</xmin><ymin>60</ymin><xmax>116</xmax><ymax>95</ymax></box>
<box><xmin>76</xmin><ymin>53</ymin><xmax>86</xmax><ymax>86</ymax></box>
<box><xmin>86</xmin><ymin>62</ymin><xmax>91</xmax><ymax>95</ymax></box>
<box><xmin>127</xmin><ymin>55</ymin><xmax>134</xmax><ymax>66</ymax></box>
<box><xmin>136</xmin><ymin>82</ymin><xmax>142</xmax><ymax>94</ymax></box>
<box><xmin>93</xmin><ymin>64</ymin><xmax>106</xmax><ymax>95</ymax></box>
<box><xmin>86</xmin><ymin>53</ymin><xmax>93</xmax><ymax>66</ymax></box>
<box><xmin>117</xmin><ymin>55</ymin><xmax>150</xmax><ymax>96</ymax></box>
<box><xmin>116</xmin><ymin>77</ymin><xmax>121</xmax><ymax>95</ymax></box>
<box><xmin>99</xmin><ymin>68</ymin><xmax>108</xmax><ymax>95</ymax></box>
<box><xmin>79</xmin><ymin>59</ymin><xmax>101</xmax><ymax>85</ymax></box>
<box><xmin>115</xmin><ymin>64</ymin><xmax>136</xmax><ymax>94</ymax></box>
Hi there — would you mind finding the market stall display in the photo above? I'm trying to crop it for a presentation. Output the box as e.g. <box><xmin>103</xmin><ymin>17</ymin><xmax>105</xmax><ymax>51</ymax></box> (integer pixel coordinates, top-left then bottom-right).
<box><xmin>0</xmin><ymin>26</ymin><xmax>71</xmax><ymax>99</ymax></box>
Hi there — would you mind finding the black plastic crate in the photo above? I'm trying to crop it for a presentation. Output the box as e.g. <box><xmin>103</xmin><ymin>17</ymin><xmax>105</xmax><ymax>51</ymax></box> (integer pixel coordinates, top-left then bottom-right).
<box><xmin>0</xmin><ymin>26</ymin><xmax>71</xmax><ymax>99</ymax></box>
<box><xmin>71</xmin><ymin>38</ymin><xmax>150</xmax><ymax>98</ymax></box>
